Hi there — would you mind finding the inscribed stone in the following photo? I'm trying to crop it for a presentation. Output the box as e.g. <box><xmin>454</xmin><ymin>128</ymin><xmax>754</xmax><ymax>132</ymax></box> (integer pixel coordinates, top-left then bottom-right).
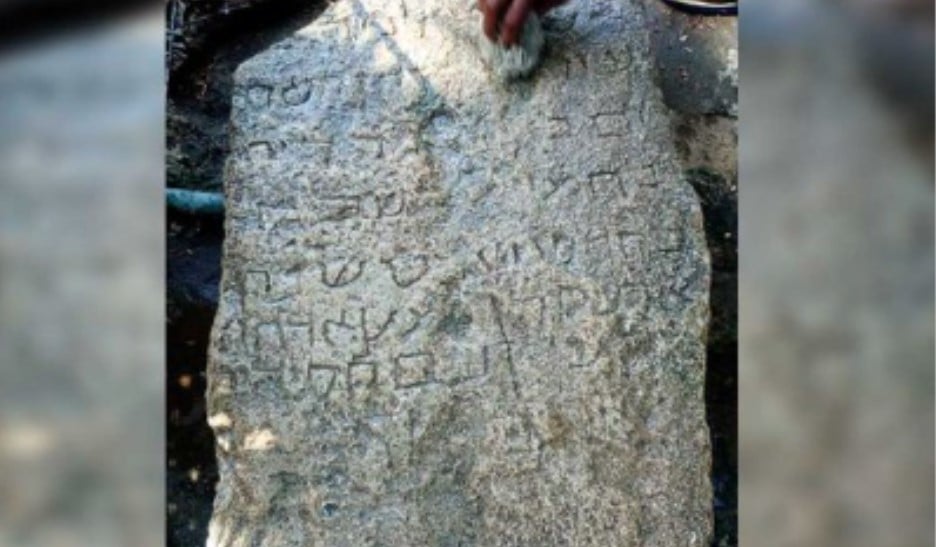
<box><xmin>208</xmin><ymin>1</ymin><xmax>712</xmax><ymax>545</ymax></box>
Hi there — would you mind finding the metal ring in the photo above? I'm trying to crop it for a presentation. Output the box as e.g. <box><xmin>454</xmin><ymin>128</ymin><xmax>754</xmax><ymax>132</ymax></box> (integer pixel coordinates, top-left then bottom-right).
<box><xmin>660</xmin><ymin>0</ymin><xmax>738</xmax><ymax>15</ymax></box>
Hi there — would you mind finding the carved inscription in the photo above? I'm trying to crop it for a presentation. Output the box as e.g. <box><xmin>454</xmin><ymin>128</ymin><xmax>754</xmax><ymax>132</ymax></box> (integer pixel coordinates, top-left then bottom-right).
<box><xmin>469</xmin><ymin>231</ymin><xmax>577</xmax><ymax>274</ymax></box>
<box><xmin>394</xmin><ymin>352</ymin><xmax>434</xmax><ymax>388</ymax></box>
<box><xmin>232</xmin><ymin>208</ymin><xmax>646</xmax><ymax>395</ymax></box>
<box><xmin>281</xmin><ymin>79</ymin><xmax>312</xmax><ymax>106</ymax></box>
<box><xmin>210</xmin><ymin>0</ymin><xmax>713</xmax><ymax>543</ymax></box>
<box><xmin>241</xmin><ymin>80</ymin><xmax>316</xmax><ymax>109</ymax></box>
<box><xmin>320</xmin><ymin>257</ymin><xmax>366</xmax><ymax>287</ymax></box>
<box><xmin>234</xmin><ymin>266</ymin><xmax>623</xmax><ymax>401</ymax></box>
<box><xmin>233</xmin><ymin>189</ymin><xmax>428</xmax><ymax>230</ymax></box>
<box><xmin>381</xmin><ymin>253</ymin><xmax>429</xmax><ymax>288</ymax></box>
<box><xmin>309</xmin><ymin>364</ymin><xmax>340</xmax><ymax>397</ymax></box>
<box><xmin>224</xmin><ymin>21</ymin><xmax>672</xmax><ymax>407</ymax></box>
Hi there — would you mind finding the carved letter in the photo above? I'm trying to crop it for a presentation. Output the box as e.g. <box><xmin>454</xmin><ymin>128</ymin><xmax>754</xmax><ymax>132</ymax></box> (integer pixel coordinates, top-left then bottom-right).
<box><xmin>321</xmin><ymin>258</ymin><xmax>366</xmax><ymax>288</ymax></box>
<box><xmin>381</xmin><ymin>253</ymin><xmax>429</xmax><ymax>288</ymax></box>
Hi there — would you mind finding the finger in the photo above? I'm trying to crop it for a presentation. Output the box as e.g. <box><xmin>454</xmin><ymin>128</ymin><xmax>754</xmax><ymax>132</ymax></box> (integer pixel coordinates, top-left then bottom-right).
<box><xmin>500</xmin><ymin>0</ymin><xmax>531</xmax><ymax>46</ymax></box>
<box><xmin>483</xmin><ymin>0</ymin><xmax>512</xmax><ymax>42</ymax></box>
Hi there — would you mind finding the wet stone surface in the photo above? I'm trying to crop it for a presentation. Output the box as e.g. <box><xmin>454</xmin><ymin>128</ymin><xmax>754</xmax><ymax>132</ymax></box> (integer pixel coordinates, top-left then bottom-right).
<box><xmin>206</xmin><ymin>0</ymin><xmax>712</xmax><ymax>545</ymax></box>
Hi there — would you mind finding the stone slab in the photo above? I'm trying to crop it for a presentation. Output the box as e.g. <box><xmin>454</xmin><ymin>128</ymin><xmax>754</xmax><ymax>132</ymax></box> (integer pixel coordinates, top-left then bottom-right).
<box><xmin>207</xmin><ymin>1</ymin><xmax>711</xmax><ymax>545</ymax></box>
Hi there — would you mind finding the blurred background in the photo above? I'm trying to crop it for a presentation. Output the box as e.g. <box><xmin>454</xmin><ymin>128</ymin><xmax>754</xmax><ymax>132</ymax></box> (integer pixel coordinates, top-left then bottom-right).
<box><xmin>740</xmin><ymin>1</ymin><xmax>933</xmax><ymax>546</ymax></box>
<box><xmin>0</xmin><ymin>5</ymin><xmax>164</xmax><ymax>547</ymax></box>
<box><xmin>0</xmin><ymin>0</ymin><xmax>931</xmax><ymax>546</ymax></box>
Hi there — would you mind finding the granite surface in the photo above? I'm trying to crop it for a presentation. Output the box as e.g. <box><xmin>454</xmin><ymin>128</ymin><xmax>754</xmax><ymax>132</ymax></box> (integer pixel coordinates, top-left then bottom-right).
<box><xmin>207</xmin><ymin>1</ymin><xmax>712</xmax><ymax>545</ymax></box>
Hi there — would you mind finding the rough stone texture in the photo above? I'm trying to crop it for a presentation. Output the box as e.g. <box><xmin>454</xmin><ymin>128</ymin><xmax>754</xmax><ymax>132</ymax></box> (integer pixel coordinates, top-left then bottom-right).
<box><xmin>207</xmin><ymin>0</ymin><xmax>711</xmax><ymax>545</ymax></box>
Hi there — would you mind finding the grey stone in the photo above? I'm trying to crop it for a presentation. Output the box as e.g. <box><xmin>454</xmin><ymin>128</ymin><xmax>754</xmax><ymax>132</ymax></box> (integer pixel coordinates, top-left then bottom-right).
<box><xmin>207</xmin><ymin>0</ymin><xmax>712</xmax><ymax>545</ymax></box>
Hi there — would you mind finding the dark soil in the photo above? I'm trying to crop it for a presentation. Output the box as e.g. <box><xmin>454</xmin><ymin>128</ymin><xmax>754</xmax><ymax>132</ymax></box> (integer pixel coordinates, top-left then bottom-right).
<box><xmin>166</xmin><ymin>211</ymin><xmax>223</xmax><ymax>547</ymax></box>
<box><xmin>687</xmin><ymin>167</ymin><xmax>737</xmax><ymax>547</ymax></box>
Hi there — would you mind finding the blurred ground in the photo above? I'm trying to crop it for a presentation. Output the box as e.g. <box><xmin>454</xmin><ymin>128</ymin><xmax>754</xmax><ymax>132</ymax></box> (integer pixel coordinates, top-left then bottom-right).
<box><xmin>0</xmin><ymin>12</ymin><xmax>165</xmax><ymax>547</ymax></box>
<box><xmin>740</xmin><ymin>2</ymin><xmax>933</xmax><ymax>546</ymax></box>
<box><xmin>164</xmin><ymin>2</ymin><xmax>738</xmax><ymax>546</ymax></box>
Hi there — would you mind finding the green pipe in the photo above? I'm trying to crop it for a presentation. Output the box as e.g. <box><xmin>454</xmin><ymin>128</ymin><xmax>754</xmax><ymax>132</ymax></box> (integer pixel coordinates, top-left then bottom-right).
<box><xmin>166</xmin><ymin>188</ymin><xmax>224</xmax><ymax>216</ymax></box>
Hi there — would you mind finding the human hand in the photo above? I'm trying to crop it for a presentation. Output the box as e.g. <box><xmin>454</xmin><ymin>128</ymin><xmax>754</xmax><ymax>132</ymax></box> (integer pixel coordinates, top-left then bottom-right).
<box><xmin>478</xmin><ymin>0</ymin><xmax>570</xmax><ymax>46</ymax></box>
